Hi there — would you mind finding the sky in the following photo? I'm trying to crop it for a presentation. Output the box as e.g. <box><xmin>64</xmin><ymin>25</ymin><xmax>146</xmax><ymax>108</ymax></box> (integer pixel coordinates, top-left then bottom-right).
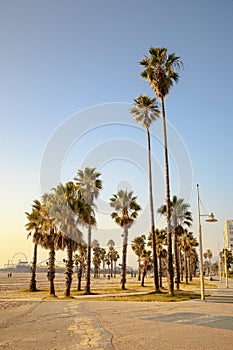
<box><xmin>1</xmin><ymin>0</ymin><xmax>233</xmax><ymax>268</ymax></box>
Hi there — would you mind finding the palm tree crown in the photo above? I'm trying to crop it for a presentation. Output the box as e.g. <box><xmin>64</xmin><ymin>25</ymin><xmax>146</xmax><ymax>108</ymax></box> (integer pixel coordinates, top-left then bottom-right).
<box><xmin>140</xmin><ymin>47</ymin><xmax>182</xmax><ymax>98</ymax></box>
<box><xmin>158</xmin><ymin>195</ymin><xmax>192</xmax><ymax>229</ymax></box>
<box><xmin>130</xmin><ymin>94</ymin><xmax>160</xmax><ymax>129</ymax></box>
<box><xmin>74</xmin><ymin>167</ymin><xmax>102</xmax><ymax>206</ymax></box>
<box><xmin>110</xmin><ymin>189</ymin><xmax>141</xmax><ymax>290</ymax></box>
<box><xmin>110</xmin><ymin>189</ymin><xmax>141</xmax><ymax>227</ymax></box>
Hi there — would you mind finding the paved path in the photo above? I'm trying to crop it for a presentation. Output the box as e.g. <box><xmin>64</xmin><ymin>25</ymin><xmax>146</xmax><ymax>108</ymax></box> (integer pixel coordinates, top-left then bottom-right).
<box><xmin>0</xmin><ymin>279</ymin><xmax>233</xmax><ymax>349</ymax></box>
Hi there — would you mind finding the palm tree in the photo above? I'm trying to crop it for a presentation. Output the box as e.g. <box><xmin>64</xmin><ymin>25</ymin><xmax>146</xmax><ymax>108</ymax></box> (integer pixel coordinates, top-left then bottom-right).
<box><xmin>105</xmin><ymin>252</ymin><xmax>111</xmax><ymax>276</ymax></box>
<box><xmin>112</xmin><ymin>249</ymin><xmax>120</xmax><ymax>277</ymax></box>
<box><xmin>51</xmin><ymin>182</ymin><xmax>85</xmax><ymax>296</ymax></box>
<box><xmin>74</xmin><ymin>242</ymin><xmax>87</xmax><ymax>291</ymax></box>
<box><xmin>51</xmin><ymin>181</ymin><xmax>95</xmax><ymax>296</ymax></box>
<box><xmin>92</xmin><ymin>239</ymin><xmax>101</xmax><ymax>278</ymax></box>
<box><xmin>25</xmin><ymin>199</ymin><xmax>45</xmax><ymax>292</ymax></box>
<box><xmin>131</xmin><ymin>235</ymin><xmax>146</xmax><ymax>281</ymax></box>
<box><xmin>158</xmin><ymin>195</ymin><xmax>192</xmax><ymax>290</ymax></box>
<box><xmin>206</xmin><ymin>249</ymin><xmax>213</xmax><ymax>276</ymax></box>
<box><xmin>141</xmin><ymin>248</ymin><xmax>153</xmax><ymax>287</ymax></box>
<box><xmin>156</xmin><ymin>229</ymin><xmax>167</xmax><ymax>288</ymax></box>
<box><xmin>99</xmin><ymin>247</ymin><xmax>106</xmax><ymax>277</ymax></box>
<box><xmin>140</xmin><ymin>47</ymin><xmax>183</xmax><ymax>296</ymax></box>
<box><xmin>110</xmin><ymin>189</ymin><xmax>141</xmax><ymax>290</ymax></box>
<box><xmin>131</xmin><ymin>94</ymin><xmax>160</xmax><ymax>291</ymax></box>
<box><xmin>42</xmin><ymin>192</ymin><xmax>65</xmax><ymax>296</ymax></box>
<box><xmin>107</xmin><ymin>239</ymin><xmax>115</xmax><ymax>277</ymax></box>
<box><xmin>74</xmin><ymin>167</ymin><xmax>102</xmax><ymax>294</ymax></box>
<box><xmin>180</xmin><ymin>230</ymin><xmax>198</xmax><ymax>284</ymax></box>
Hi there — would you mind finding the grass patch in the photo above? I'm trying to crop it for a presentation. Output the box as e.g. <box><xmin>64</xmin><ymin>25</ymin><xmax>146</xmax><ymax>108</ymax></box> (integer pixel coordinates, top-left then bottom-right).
<box><xmin>79</xmin><ymin>290</ymin><xmax>200</xmax><ymax>302</ymax></box>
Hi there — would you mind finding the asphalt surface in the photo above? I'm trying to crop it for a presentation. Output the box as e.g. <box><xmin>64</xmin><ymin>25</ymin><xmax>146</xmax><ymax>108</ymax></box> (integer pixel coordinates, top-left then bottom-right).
<box><xmin>0</xmin><ymin>279</ymin><xmax>233</xmax><ymax>350</ymax></box>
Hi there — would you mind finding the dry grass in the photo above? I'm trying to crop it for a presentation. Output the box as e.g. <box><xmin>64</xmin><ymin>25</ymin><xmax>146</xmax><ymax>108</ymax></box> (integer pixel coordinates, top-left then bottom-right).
<box><xmin>0</xmin><ymin>272</ymin><xmax>217</xmax><ymax>302</ymax></box>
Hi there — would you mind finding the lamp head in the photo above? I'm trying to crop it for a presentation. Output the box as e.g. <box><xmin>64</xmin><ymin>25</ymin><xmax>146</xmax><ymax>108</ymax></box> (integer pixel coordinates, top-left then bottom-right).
<box><xmin>205</xmin><ymin>212</ymin><xmax>218</xmax><ymax>222</ymax></box>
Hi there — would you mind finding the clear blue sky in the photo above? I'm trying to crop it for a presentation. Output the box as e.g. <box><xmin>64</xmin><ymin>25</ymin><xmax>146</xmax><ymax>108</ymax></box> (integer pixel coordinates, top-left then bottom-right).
<box><xmin>1</xmin><ymin>0</ymin><xmax>233</xmax><ymax>267</ymax></box>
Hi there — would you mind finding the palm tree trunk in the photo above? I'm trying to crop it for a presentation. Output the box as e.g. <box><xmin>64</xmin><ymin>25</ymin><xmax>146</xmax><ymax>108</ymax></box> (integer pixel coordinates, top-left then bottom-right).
<box><xmin>29</xmin><ymin>243</ymin><xmax>38</xmax><ymax>292</ymax></box>
<box><xmin>160</xmin><ymin>96</ymin><xmax>173</xmax><ymax>296</ymax></box>
<box><xmin>110</xmin><ymin>259</ymin><xmax>113</xmax><ymax>277</ymax></box>
<box><xmin>77</xmin><ymin>264</ymin><xmax>82</xmax><ymax>291</ymax></box>
<box><xmin>141</xmin><ymin>269</ymin><xmax>146</xmax><ymax>287</ymax></box>
<box><xmin>48</xmin><ymin>245</ymin><xmax>56</xmax><ymax>296</ymax></box>
<box><xmin>138</xmin><ymin>257</ymin><xmax>141</xmax><ymax>281</ymax></box>
<box><xmin>173</xmin><ymin>227</ymin><xmax>180</xmax><ymax>290</ymax></box>
<box><xmin>185</xmin><ymin>252</ymin><xmax>188</xmax><ymax>284</ymax></box>
<box><xmin>65</xmin><ymin>240</ymin><xmax>73</xmax><ymax>297</ymax></box>
<box><xmin>121</xmin><ymin>227</ymin><xmax>128</xmax><ymax>290</ymax></box>
<box><xmin>147</xmin><ymin>127</ymin><xmax>159</xmax><ymax>292</ymax></box>
<box><xmin>189</xmin><ymin>255</ymin><xmax>193</xmax><ymax>281</ymax></box>
<box><xmin>159</xmin><ymin>254</ymin><xmax>163</xmax><ymax>288</ymax></box>
<box><xmin>180</xmin><ymin>248</ymin><xmax>183</xmax><ymax>281</ymax></box>
<box><xmin>85</xmin><ymin>225</ymin><xmax>92</xmax><ymax>294</ymax></box>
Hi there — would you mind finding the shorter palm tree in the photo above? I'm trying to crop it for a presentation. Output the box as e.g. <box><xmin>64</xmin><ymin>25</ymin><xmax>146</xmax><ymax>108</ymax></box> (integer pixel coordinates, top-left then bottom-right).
<box><xmin>206</xmin><ymin>249</ymin><xmax>213</xmax><ymax>276</ymax></box>
<box><xmin>74</xmin><ymin>242</ymin><xmax>87</xmax><ymax>291</ymax></box>
<box><xmin>99</xmin><ymin>247</ymin><xmax>106</xmax><ymax>277</ymax></box>
<box><xmin>158</xmin><ymin>196</ymin><xmax>192</xmax><ymax>290</ymax></box>
<box><xmin>141</xmin><ymin>249</ymin><xmax>153</xmax><ymax>287</ymax></box>
<box><xmin>25</xmin><ymin>199</ymin><xmax>45</xmax><ymax>292</ymax></box>
<box><xmin>131</xmin><ymin>235</ymin><xmax>146</xmax><ymax>281</ymax></box>
<box><xmin>92</xmin><ymin>239</ymin><xmax>101</xmax><ymax>278</ymax></box>
<box><xmin>110</xmin><ymin>189</ymin><xmax>141</xmax><ymax>290</ymax></box>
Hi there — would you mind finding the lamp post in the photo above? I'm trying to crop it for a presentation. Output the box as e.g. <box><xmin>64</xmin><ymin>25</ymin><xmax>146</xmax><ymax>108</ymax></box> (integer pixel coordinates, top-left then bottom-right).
<box><xmin>197</xmin><ymin>184</ymin><xmax>218</xmax><ymax>301</ymax></box>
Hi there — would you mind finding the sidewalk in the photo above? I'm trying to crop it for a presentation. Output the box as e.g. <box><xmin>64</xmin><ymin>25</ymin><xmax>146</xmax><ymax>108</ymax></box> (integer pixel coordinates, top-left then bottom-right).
<box><xmin>86</xmin><ymin>280</ymin><xmax>233</xmax><ymax>349</ymax></box>
<box><xmin>0</xmin><ymin>278</ymin><xmax>232</xmax><ymax>349</ymax></box>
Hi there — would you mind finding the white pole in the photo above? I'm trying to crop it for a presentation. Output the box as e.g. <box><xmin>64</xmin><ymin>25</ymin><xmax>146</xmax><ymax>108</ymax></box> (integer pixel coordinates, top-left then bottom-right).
<box><xmin>197</xmin><ymin>184</ymin><xmax>205</xmax><ymax>301</ymax></box>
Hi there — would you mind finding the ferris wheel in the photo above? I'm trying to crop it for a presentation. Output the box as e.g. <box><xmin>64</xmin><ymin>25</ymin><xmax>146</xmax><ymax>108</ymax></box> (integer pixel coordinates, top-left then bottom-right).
<box><xmin>11</xmin><ymin>252</ymin><xmax>28</xmax><ymax>267</ymax></box>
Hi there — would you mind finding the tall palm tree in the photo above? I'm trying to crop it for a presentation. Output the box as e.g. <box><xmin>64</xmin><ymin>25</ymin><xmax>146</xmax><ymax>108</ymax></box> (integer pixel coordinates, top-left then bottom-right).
<box><xmin>110</xmin><ymin>189</ymin><xmax>141</xmax><ymax>290</ymax></box>
<box><xmin>158</xmin><ymin>195</ymin><xmax>192</xmax><ymax>290</ymax></box>
<box><xmin>74</xmin><ymin>167</ymin><xmax>102</xmax><ymax>294</ymax></box>
<box><xmin>42</xmin><ymin>192</ymin><xmax>65</xmax><ymax>296</ymax></box>
<box><xmin>25</xmin><ymin>199</ymin><xmax>45</xmax><ymax>292</ymax></box>
<box><xmin>131</xmin><ymin>235</ymin><xmax>146</xmax><ymax>281</ymax></box>
<box><xmin>140</xmin><ymin>47</ymin><xmax>182</xmax><ymax>296</ymax></box>
<box><xmin>50</xmin><ymin>181</ymin><xmax>93</xmax><ymax>296</ymax></box>
<box><xmin>131</xmin><ymin>94</ymin><xmax>160</xmax><ymax>291</ymax></box>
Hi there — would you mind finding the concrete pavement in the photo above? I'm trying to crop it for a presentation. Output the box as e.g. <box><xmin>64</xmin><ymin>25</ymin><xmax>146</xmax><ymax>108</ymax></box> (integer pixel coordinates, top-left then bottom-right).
<box><xmin>0</xmin><ymin>278</ymin><xmax>233</xmax><ymax>349</ymax></box>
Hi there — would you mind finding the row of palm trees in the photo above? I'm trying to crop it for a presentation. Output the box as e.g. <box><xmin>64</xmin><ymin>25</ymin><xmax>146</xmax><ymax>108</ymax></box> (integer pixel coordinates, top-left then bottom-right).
<box><xmin>26</xmin><ymin>46</ymin><xmax>192</xmax><ymax>296</ymax></box>
<box><xmin>132</xmin><ymin>226</ymin><xmax>199</xmax><ymax>288</ymax></box>
<box><xmin>73</xmin><ymin>239</ymin><xmax>119</xmax><ymax>291</ymax></box>
<box><xmin>26</xmin><ymin>168</ymin><xmax>101</xmax><ymax>295</ymax></box>
<box><xmin>131</xmin><ymin>195</ymin><xmax>199</xmax><ymax>288</ymax></box>
<box><xmin>26</xmin><ymin>167</ymin><xmax>141</xmax><ymax>295</ymax></box>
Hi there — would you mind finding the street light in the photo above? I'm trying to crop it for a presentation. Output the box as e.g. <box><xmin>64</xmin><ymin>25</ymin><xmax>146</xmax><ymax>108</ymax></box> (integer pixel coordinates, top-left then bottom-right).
<box><xmin>197</xmin><ymin>184</ymin><xmax>218</xmax><ymax>301</ymax></box>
